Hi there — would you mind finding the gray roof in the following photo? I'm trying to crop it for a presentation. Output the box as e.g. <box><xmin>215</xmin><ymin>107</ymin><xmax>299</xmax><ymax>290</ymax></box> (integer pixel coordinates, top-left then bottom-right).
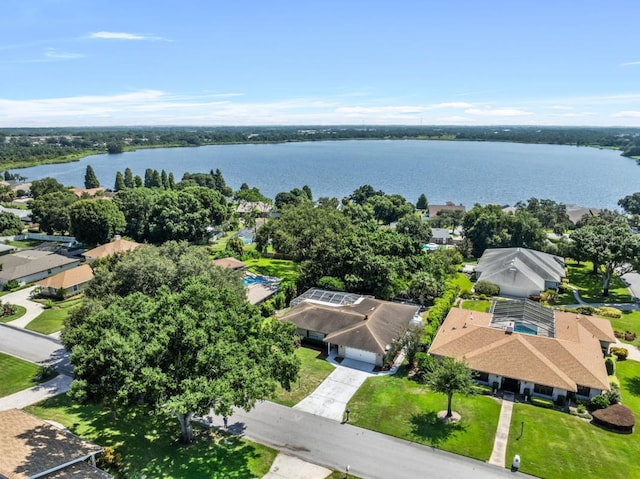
<box><xmin>431</xmin><ymin>228</ymin><xmax>452</xmax><ymax>239</ymax></box>
<box><xmin>475</xmin><ymin>247</ymin><xmax>565</xmax><ymax>292</ymax></box>
<box><xmin>281</xmin><ymin>296</ymin><xmax>419</xmax><ymax>354</ymax></box>
<box><xmin>0</xmin><ymin>250</ymin><xmax>80</xmax><ymax>282</ymax></box>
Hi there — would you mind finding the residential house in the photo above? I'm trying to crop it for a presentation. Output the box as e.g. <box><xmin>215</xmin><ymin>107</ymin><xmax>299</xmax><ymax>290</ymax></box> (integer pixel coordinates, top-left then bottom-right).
<box><xmin>0</xmin><ymin>249</ymin><xmax>81</xmax><ymax>288</ymax></box>
<box><xmin>36</xmin><ymin>264</ymin><xmax>94</xmax><ymax>298</ymax></box>
<box><xmin>429</xmin><ymin>299</ymin><xmax>614</xmax><ymax>401</ymax></box>
<box><xmin>0</xmin><ymin>408</ymin><xmax>112</xmax><ymax>479</ymax></box>
<box><xmin>281</xmin><ymin>288</ymin><xmax>420</xmax><ymax>366</ymax></box>
<box><xmin>236</xmin><ymin>200</ymin><xmax>273</xmax><ymax>217</ymax></box>
<box><xmin>427</xmin><ymin>203</ymin><xmax>466</xmax><ymax>218</ymax></box>
<box><xmin>70</xmin><ymin>187</ymin><xmax>106</xmax><ymax>198</ymax></box>
<box><xmin>474</xmin><ymin>247</ymin><xmax>565</xmax><ymax>298</ymax></box>
<box><xmin>213</xmin><ymin>257</ymin><xmax>247</xmax><ymax>271</ymax></box>
<box><xmin>82</xmin><ymin>239</ymin><xmax>141</xmax><ymax>261</ymax></box>
<box><xmin>430</xmin><ymin>228</ymin><xmax>453</xmax><ymax>245</ymax></box>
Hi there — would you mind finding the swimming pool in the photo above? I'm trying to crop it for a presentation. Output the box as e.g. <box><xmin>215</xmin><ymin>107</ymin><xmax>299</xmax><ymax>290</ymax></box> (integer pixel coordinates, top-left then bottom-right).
<box><xmin>514</xmin><ymin>322</ymin><xmax>538</xmax><ymax>335</ymax></box>
<box><xmin>243</xmin><ymin>275</ymin><xmax>267</xmax><ymax>287</ymax></box>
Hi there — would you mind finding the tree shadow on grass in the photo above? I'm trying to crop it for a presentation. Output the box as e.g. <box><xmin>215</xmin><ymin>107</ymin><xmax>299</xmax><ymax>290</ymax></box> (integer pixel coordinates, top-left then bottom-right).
<box><xmin>622</xmin><ymin>375</ymin><xmax>640</xmax><ymax>397</ymax></box>
<box><xmin>28</xmin><ymin>395</ymin><xmax>268</xmax><ymax>479</ymax></box>
<box><xmin>409</xmin><ymin>410</ymin><xmax>466</xmax><ymax>448</ymax></box>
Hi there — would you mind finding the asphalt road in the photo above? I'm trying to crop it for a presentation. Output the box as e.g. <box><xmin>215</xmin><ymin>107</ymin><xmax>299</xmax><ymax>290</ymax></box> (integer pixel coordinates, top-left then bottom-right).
<box><xmin>218</xmin><ymin>401</ymin><xmax>536</xmax><ymax>479</ymax></box>
<box><xmin>0</xmin><ymin>323</ymin><xmax>71</xmax><ymax>374</ymax></box>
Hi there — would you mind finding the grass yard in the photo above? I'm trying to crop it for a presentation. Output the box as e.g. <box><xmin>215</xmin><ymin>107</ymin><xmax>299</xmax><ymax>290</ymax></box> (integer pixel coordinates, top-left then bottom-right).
<box><xmin>26</xmin><ymin>394</ymin><xmax>277</xmax><ymax>479</ymax></box>
<box><xmin>4</xmin><ymin>239</ymin><xmax>44</xmax><ymax>249</ymax></box>
<box><xmin>460</xmin><ymin>300</ymin><xmax>491</xmax><ymax>312</ymax></box>
<box><xmin>0</xmin><ymin>304</ymin><xmax>26</xmax><ymax>323</ymax></box>
<box><xmin>244</xmin><ymin>257</ymin><xmax>299</xmax><ymax>282</ymax></box>
<box><xmin>347</xmin><ymin>369</ymin><xmax>501</xmax><ymax>461</ymax></box>
<box><xmin>270</xmin><ymin>346</ymin><xmax>335</xmax><ymax>406</ymax></box>
<box><xmin>553</xmin><ymin>260</ymin><xmax>632</xmax><ymax>305</ymax></box>
<box><xmin>0</xmin><ymin>352</ymin><xmax>41</xmax><ymax>397</ymax></box>
<box><xmin>25</xmin><ymin>297</ymin><xmax>83</xmax><ymax>334</ymax></box>
<box><xmin>505</xmin><ymin>360</ymin><xmax>640</xmax><ymax>479</ymax></box>
<box><xmin>610</xmin><ymin>310</ymin><xmax>640</xmax><ymax>343</ymax></box>
<box><xmin>449</xmin><ymin>273</ymin><xmax>473</xmax><ymax>292</ymax></box>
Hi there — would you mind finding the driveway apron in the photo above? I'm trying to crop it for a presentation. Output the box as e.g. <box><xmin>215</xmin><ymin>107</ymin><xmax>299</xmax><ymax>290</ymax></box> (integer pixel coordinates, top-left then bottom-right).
<box><xmin>293</xmin><ymin>359</ymin><xmax>374</xmax><ymax>421</ymax></box>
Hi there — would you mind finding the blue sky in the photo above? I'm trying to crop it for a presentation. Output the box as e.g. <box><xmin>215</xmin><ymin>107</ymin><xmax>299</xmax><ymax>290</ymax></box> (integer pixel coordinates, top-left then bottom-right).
<box><xmin>1</xmin><ymin>0</ymin><xmax>640</xmax><ymax>127</ymax></box>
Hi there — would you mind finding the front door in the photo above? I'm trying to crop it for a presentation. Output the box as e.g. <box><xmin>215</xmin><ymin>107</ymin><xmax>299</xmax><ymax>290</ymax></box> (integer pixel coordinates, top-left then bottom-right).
<box><xmin>502</xmin><ymin>377</ymin><xmax>519</xmax><ymax>393</ymax></box>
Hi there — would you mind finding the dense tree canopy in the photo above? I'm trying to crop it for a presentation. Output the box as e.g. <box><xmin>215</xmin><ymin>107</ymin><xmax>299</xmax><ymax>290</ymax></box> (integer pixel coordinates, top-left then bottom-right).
<box><xmin>68</xmin><ymin>199</ymin><xmax>126</xmax><ymax>245</ymax></box>
<box><xmin>0</xmin><ymin>211</ymin><xmax>24</xmax><ymax>235</ymax></box>
<box><xmin>30</xmin><ymin>177</ymin><xmax>67</xmax><ymax>199</ymax></box>
<box><xmin>29</xmin><ymin>190</ymin><xmax>78</xmax><ymax>234</ymax></box>
<box><xmin>63</xmin><ymin>244</ymin><xmax>299</xmax><ymax>443</ymax></box>
<box><xmin>515</xmin><ymin>197</ymin><xmax>572</xmax><ymax>234</ymax></box>
<box><xmin>84</xmin><ymin>165</ymin><xmax>100</xmax><ymax>189</ymax></box>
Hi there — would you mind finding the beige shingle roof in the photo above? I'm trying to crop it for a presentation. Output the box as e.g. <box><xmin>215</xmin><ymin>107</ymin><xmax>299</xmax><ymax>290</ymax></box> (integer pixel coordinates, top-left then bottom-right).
<box><xmin>83</xmin><ymin>239</ymin><xmax>141</xmax><ymax>260</ymax></box>
<box><xmin>36</xmin><ymin>264</ymin><xmax>94</xmax><ymax>290</ymax></box>
<box><xmin>429</xmin><ymin>307</ymin><xmax>610</xmax><ymax>392</ymax></box>
<box><xmin>0</xmin><ymin>409</ymin><xmax>106</xmax><ymax>479</ymax></box>
<box><xmin>213</xmin><ymin>257</ymin><xmax>246</xmax><ymax>269</ymax></box>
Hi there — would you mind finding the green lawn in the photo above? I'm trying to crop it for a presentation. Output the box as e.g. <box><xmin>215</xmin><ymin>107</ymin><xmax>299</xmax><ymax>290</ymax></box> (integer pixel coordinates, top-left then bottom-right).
<box><xmin>553</xmin><ymin>260</ymin><xmax>632</xmax><ymax>304</ymax></box>
<box><xmin>0</xmin><ymin>352</ymin><xmax>41</xmax><ymax>397</ymax></box>
<box><xmin>460</xmin><ymin>300</ymin><xmax>491</xmax><ymax>312</ymax></box>
<box><xmin>0</xmin><ymin>304</ymin><xmax>26</xmax><ymax>323</ymax></box>
<box><xmin>505</xmin><ymin>360</ymin><xmax>640</xmax><ymax>479</ymax></box>
<box><xmin>25</xmin><ymin>297</ymin><xmax>83</xmax><ymax>334</ymax></box>
<box><xmin>244</xmin><ymin>257</ymin><xmax>299</xmax><ymax>282</ymax></box>
<box><xmin>270</xmin><ymin>346</ymin><xmax>335</xmax><ymax>406</ymax></box>
<box><xmin>4</xmin><ymin>239</ymin><xmax>44</xmax><ymax>249</ymax></box>
<box><xmin>347</xmin><ymin>369</ymin><xmax>501</xmax><ymax>461</ymax></box>
<box><xmin>610</xmin><ymin>310</ymin><xmax>640</xmax><ymax>343</ymax></box>
<box><xmin>26</xmin><ymin>394</ymin><xmax>277</xmax><ymax>479</ymax></box>
<box><xmin>449</xmin><ymin>273</ymin><xmax>473</xmax><ymax>292</ymax></box>
<box><xmin>208</xmin><ymin>231</ymin><xmax>240</xmax><ymax>252</ymax></box>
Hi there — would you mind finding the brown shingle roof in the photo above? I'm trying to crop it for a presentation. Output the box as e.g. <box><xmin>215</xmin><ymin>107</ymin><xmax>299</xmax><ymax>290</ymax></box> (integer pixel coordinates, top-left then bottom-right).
<box><xmin>213</xmin><ymin>257</ymin><xmax>246</xmax><ymax>270</ymax></box>
<box><xmin>83</xmin><ymin>239</ymin><xmax>141</xmax><ymax>260</ymax></box>
<box><xmin>36</xmin><ymin>264</ymin><xmax>94</xmax><ymax>290</ymax></box>
<box><xmin>429</xmin><ymin>307</ymin><xmax>609</xmax><ymax>392</ymax></box>
<box><xmin>0</xmin><ymin>409</ymin><xmax>106</xmax><ymax>479</ymax></box>
<box><xmin>41</xmin><ymin>461</ymin><xmax>112</xmax><ymax>479</ymax></box>
<box><xmin>281</xmin><ymin>297</ymin><xmax>418</xmax><ymax>354</ymax></box>
<box><xmin>428</xmin><ymin>204</ymin><xmax>465</xmax><ymax>217</ymax></box>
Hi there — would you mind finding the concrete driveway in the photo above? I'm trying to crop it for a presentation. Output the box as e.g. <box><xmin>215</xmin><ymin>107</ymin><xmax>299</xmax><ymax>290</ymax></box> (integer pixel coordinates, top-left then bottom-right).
<box><xmin>293</xmin><ymin>359</ymin><xmax>374</xmax><ymax>422</ymax></box>
<box><xmin>262</xmin><ymin>454</ymin><xmax>330</xmax><ymax>479</ymax></box>
<box><xmin>2</xmin><ymin>286</ymin><xmax>45</xmax><ymax>328</ymax></box>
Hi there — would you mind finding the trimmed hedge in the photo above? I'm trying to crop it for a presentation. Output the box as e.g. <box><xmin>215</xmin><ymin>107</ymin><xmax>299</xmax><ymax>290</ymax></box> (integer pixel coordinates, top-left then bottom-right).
<box><xmin>531</xmin><ymin>396</ymin><xmax>555</xmax><ymax>409</ymax></box>
<box><xmin>610</xmin><ymin>346</ymin><xmax>629</xmax><ymax>361</ymax></box>
<box><xmin>473</xmin><ymin>280</ymin><xmax>500</xmax><ymax>296</ymax></box>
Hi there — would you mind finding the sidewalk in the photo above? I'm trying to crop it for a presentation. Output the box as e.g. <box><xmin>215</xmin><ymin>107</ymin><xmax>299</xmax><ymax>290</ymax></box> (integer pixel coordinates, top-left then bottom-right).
<box><xmin>488</xmin><ymin>392</ymin><xmax>514</xmax><ymax>467</ymax></box>
<box><xmin>263</xmin><ymin>454</ymin><xmax>331</xmax><ymax>479</ymax></box>
<box><xmin>0</xmin><ymin>373</ymin><xmax>72</xmax><ymax>411</ymax></box>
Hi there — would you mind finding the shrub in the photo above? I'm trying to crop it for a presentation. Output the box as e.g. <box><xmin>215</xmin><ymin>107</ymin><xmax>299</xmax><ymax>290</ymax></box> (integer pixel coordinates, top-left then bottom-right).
<box><xmin>531</xmin><ymin>396</ymin><xmax>554</xmax><ymax>409</ymax></box>
<box><xmin>610</xmin><ymin>346</ymin><xmax>629</xmax><ymax>361</ymax></box>
<box><xmin>427</xmin><ymin>284</ymin><xmax>459</xmax><ymax>325</ymax></box>
<box><xmin>540</xmin><ymin>289</ymin><xmax>558</xmax><ymax>302</ymax></box>
<box><xmin>415</xmin><ymin>352</ymin><xmax>437</xmax><ymax>379</ymax></box>
<box><xmin>97</xmin><ymin>446</ymin><xmax>123</xmax><ymax>472</ymax></box>
<box><xmin>459</xmin><ymin>289</ymin><xmax>473</xmax><ymax>299</ymax></box>
<box><xmin>589</xmin><ymin>394</ymin><xmax>610</xmax><ymax>411</ymax></box>
<box><xmin>573</xmin><ymin>306</ymin><xmax>596</xmax><ymax>316</ymax></box>
<box><xmin>474</xmin><ymin>383</ymin><xmax>493</xmax><ymax>395</ymax></box>
<box><xmin>473</xmin><ymin>280</ymin><xmax>500</xmax><ymax>296</ymax></box>
<box><xmin>492</xmin><ymin>381</ymin><xmax>499</xmax><ymax>391</ymax></box>
<box><xmin>592</xmin><ymin>404</ymin><xmax>635</xmax><ymax>433</ymax></box>
<box><xmin>605</xmin><ymin>356</ymin><xmax>615</xmax><ymax>375</ymax></box>
<box><xmin>606</xmin><ymin>388</ymin><xmax>622</xmax><ymax>405</ymax></box>
<box><xmin>317</xmin><ymin>276</ymin><xmax>345</xmax><ymax>292</ymax></box>
<box><xmin>523</xmin><ymin>387</ymin><xmax>531</xmax><ymax>399</ymax></box>
<box><xmin>555</xmin><ymin>395</ymin><xmax>566</xmax><ymax>407</ymax></box>
<box><xmin>3</xmin><ymin>280</ymin><xmax>19</xmax><ymax>291</ymax></box>
<box><xmin>557</xmin><ymin>283</ymin><xmax>571</xmax><ymax>294</ymax></box>
<box><xmin>596</xmin><ymin>306</ymin><xmax>622</xmax><ymax>319</ymax></box>
<box><xmin>577</xmin><ymin>403</ymin><xmax>586</xmax><ymax>414</ymax></box>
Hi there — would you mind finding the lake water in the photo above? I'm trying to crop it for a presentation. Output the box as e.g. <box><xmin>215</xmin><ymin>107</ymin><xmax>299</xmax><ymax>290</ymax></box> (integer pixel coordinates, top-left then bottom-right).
<box><xmin>15</xmin><ymin>140</ymin><xmax>640</xmax><ymax>210</ymax></box>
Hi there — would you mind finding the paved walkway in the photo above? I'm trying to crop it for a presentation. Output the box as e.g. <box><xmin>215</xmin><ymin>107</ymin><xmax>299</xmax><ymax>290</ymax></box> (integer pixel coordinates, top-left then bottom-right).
<box><xmin>3</xmin><ymin>286</ymin><xmax>45</xmax><ymax>328</ymax></box>
<box><xmin>488</xmin><ymin>392</ymin><xmax>514</xmax><ymax>467</ymax></box>
<box><xmin>263</xmin><ymin>453</ymin><xmax>331</xmax><ymax>479</ymax></box>
<box><xmin>0</xmin><ymin>373</ymin><xmax>72</xmax><ymax>411</ymax></box>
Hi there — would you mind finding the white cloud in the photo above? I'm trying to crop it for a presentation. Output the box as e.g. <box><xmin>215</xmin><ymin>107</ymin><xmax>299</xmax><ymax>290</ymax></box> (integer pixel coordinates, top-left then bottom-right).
<box><xmin>335</xmin><ymin>105</ymin><xmax>423</xmax><ymax>115</ymax></box>
<box><xmin>89</xmin><ymin>31</ymin><xmax>169</xmax><ymax>41</ymax></box>
<box><xmin>44</xmin><ymin>48</ymin><xmax>84</xmax><ymax>60</ymax></box>
<box><xmin>437</xmin><ymin>115</ymin><xmax>473</xmax><ymax>123</ymax></box>
<box><xmin>465</xmin><ymin>107</ymin><xmax>533</xmax><ymax>117</ymax></box>
<box><xmin>432</xmin><ymin>102</ymin><xmax>473</xmax><ymax>109</ymax></box>
<box><xmin>611</xmin><ymin>111</ymin><xmax>640</xmax><ymax>118</ymax></box>
<box><xmin>621</xmin><ymin>61</ymin><xmax>640</xmax><ymax>66</ymax></box>
<box><xmin>556</xmin><ymin>112</ymin><xmax>595</xmax><ymax>118</ymax></box>
<box><xmin>548</xmin><ymin>105</ymin><xmax>574</xmax><ymax>110</ymax></box>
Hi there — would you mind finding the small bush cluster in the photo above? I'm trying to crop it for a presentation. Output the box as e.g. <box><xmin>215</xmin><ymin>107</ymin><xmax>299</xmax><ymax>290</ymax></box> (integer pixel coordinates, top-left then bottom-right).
<box><xmin>97</xmin><ymin>446</ymin><xmax>123</xmax><ymax>473</ymax></box>
<box><xmin>610</xmin><ymin>346</ymin><xmax>629</xmax><ymax>361</ymax></box>
<box><xmin>614</xmin><ymin>330</ymin><xmax>637</xmax><ymax>342</ymax></box>
<box><xmin>596</xmin><ymin>306</ymin><xmax>622</xmax><ymax>319</ymax></box>
<box><xmin>427</xmin><ymin>284</ymin><xmax>460</xmax><ymax>324</ymax></box>
<box><xmin>589</xmin><ymin>394</ymin><xmax>610</xmax><ymax>410</ymax></box>
<box><xmin>605</xmin><ymin>356</ymin><xmax>615</xmax><ymax>375</ymax></box>
<box><xmin>0</xmin><ymin>301</ymin><xmax>16</xmax><ymax>318</ymax></box>
<box><xmin>473</xmin><ymin>280</ymin><xmax>500</xmax><ymax>297</ymax></box>
<box><xmin>3</xmin><ymin>280</ymin><xmax>19</xmax><ymax>291</ymax></box>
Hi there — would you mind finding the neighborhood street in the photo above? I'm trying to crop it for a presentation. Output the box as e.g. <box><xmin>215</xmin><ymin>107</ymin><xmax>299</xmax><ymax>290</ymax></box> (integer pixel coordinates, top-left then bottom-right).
<box><xmin>212</xmin><ymin>401</ymin><xmax>535</xmax><ymax>479</ymax></box>
<box><xmin>0</xmin><ymin>323</ymin><xmax>71</xmax><ymax>374</ymax></box>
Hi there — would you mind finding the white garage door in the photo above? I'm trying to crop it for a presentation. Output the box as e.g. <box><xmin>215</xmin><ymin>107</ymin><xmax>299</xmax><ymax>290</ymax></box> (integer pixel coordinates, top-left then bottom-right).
<box><xmin>344</xmin><ymin>347</ymin><xmax>377</xmax><ymax>364</ymax></box>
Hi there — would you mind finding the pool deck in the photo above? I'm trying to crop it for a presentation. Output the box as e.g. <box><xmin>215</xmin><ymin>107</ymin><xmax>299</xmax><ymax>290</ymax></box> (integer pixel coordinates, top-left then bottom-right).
<box><xmin>245</xmin><ymin>273</ymin><xmax>282</xmax><ymax>305</ymax></box>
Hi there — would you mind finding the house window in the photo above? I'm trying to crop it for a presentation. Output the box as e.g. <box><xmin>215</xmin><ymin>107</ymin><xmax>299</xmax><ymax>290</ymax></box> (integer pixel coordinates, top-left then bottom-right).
<box><xmin>474</xmin><ymin>371</ymin><xmax>489</xmax><ymax>383</ymax></box>
<box><xmin>47</xmin><ymin>270</ymin><xmax>52</xmax><ymax>274</ymax></box>
<box><xmin>73</xmin><ymin>285</ymin><xmax>78</xmax><ymax>292</ymax></box>
<box><xmin>576</xmin><ymin>385</ymin><xmax>591</xmax><ymax>397</ymax></box>
<box><xmin>533</xmin><ymin>384</ymin><xmax>553</xmax><ymax>397</ymax></box>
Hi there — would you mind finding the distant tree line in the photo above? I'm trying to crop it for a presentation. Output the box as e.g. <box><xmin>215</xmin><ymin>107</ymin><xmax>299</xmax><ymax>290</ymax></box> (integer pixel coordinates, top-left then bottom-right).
<box><xmin>2</xmin><ymin>125</ymin><xmax>640</xmax><ymax>168</ymax></box>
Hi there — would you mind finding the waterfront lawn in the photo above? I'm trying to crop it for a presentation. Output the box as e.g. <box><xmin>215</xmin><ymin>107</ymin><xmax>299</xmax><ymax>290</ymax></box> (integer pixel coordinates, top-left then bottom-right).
<box><xmin>555</xmin><ymin>260</ymin><xmax>632</xmax><ymax>304</ymax></box>
<box><xmin>244</xmin><ymin>257</ymin><xmax>299</xmax><ymax>282</ymax></box>
<box><xmin>270</xmin><ymin>346</ymin><xmax>335</xmax><ymax>407</ymax></box>
<box><xmin>26</xmin><ymin>394</ymin><xmax>277</xmax><ymax>479</ymax></box>
<box><xmin>460</xmin><ymin>300</ymin><xmax>491</xmax><ymax>312</ymax></box>
<box><xmin>25</xmin><ymin>297</ymin><xmax>83</xmax><ymax>334</ymax></box>
<box><xmin>0</xmin><ymin>352</ymin><xmax>41</xmax><ymax>397</ymax></box>
<box><xmin>0</xmin><ymin>304</ymin><xmax>26</xmax><ymax>323</ymax></box>
<box><xmin>506</xmin><ymin>360</ymin><xmax>640</xmax><ymax>479</ymax></box>
<box><xmin>347</xmin><ymin>369</ymin><xmax>501</xmax><ymax>461</ymax></box>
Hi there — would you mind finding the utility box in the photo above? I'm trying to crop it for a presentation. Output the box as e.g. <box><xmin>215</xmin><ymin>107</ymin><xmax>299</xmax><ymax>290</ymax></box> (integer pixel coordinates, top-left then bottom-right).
<box><xmin>512</xmin><ymin>454</ymin><xmax>521</xmax><ymax>470</ymax></box>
